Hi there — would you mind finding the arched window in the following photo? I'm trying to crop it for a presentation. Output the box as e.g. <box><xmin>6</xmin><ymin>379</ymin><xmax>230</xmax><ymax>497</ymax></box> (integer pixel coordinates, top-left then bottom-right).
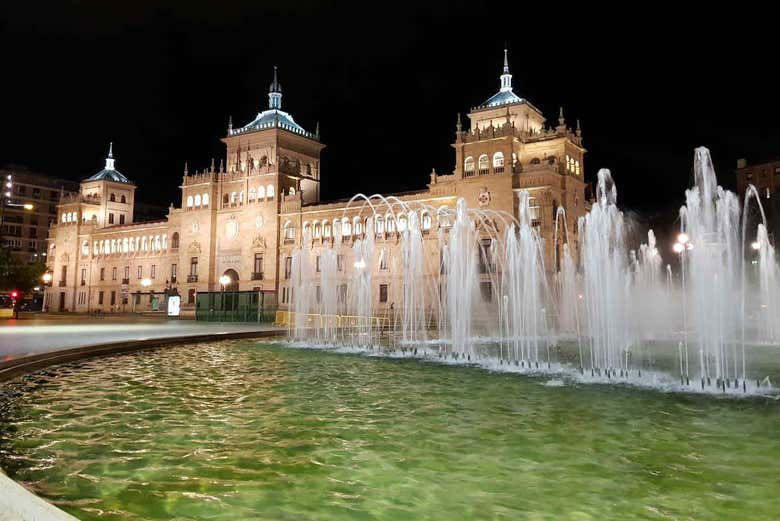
<box><xmin>493</xmin><ymin>152</ymin><xmax>504</xmax><ymax>173</ymax></box>
<box><xmin>239</xmin><ymin>191</ymin><xmax>245</xmax><ymax>204</ymax></box>
<box><xmin>110</xmin><ymin>193</ymin><xmax>116</xmax><ymax>202</ymax></box>
<box><xmin>93</xmin><ymin>241</ymin><xmax>98</xmax><ymax>255</ymax></box>
<box><xmin>289</xmin><ymin>186</ymin><xmax>296</xmax><ymax>196</ymax></box>
<box><xmin>202</xmin><ymin>193</ymin><xmax>209</xmax><ymax>207</ymax></box>
<box><xmin>230</xmin><ymin>192</ymin><xmax>237</xmax><ymax>204</ymax></box>
<box><xmin>375</xmin><ymin>216</ymin><xmax>384</xmax><ymax>235</ymax></box>
<box><xmin>464</xmin><ymin>156</ymin><xmax>475</xmax><ymax>177</ymax></box>
<box><xmin>323</xmin><ymin>220</ymin><xmax>331</xmax><ymax>237</ymax></box>
<box><xmin>353</xmin><ymin>217</ymin><xmax>363</xmax><ymax>236</ymax></box>
<box><xmin>478</xmin><ymin>155</ymin><xmax>489</xmax><ymax>175</ymax></box>
<box><xmin>575</xmin><ymin>160</ymin><xmax>580</xmax><ymax>176</ymax></box>
<box><xmin>386</xmin><ymin>213</ymin><xmax>396</xmax><ymax>233</ymax></box>
<box><xmin>283</xmin><ymin>220</ymin><xmax>296</xmax><ymax>240</ymax></box>
<box><xmin>422</xmin><ymin>212</ymin><xmax>432</xmax><ymax>230</ymax></box>
<box><xmin>512</xmin><ymin>153</ymin><xmax>518</xmax><ymax>168</ymax></box>
<box><xmin>111</xmin><ymin>239</ymin><xmax>116</xmax><ymax>254</ymax></box>
<box><xmin>248</xmin><ymin>187</ymin><xmax>256</xmax><ymax>201</ymax></box>
<box><xmin>123</xmin><ymin>237</ymin><xmax>129</xmax><ymax>252</ymax></box>
<box><xmin>172</xmin><ymin>232</ymin><xmax>180</xmax><ymax>249</ymax></box>
<box><xmin>223</xmin><ymin>194</ymin><xmax>229</xmax><ymax>205</ymax></box>
<box><xmin>81</xmin><ymin>240</ymin><xmax>89</xmax><ymax>256</ymax></box>
<box><xmin>267</xmin><ymin>185</ymin><xmax>275</xmax><ymax>199</ymax></box>
<box><xmin>342</xmin><ymin>217</ymin><xmax>351</xmax><ymax>236</ymax></box>
<box><xmin>61</xmin><ymin>213</ymin><xmax>67</xmax><ymax>223</ymax></box>
<box><xmin>194</xmin><ymin>194</ymin><xmax>201</xmax><ymax>206</ymax></box>
<box><xmin>313</xmin><ymin>221</ymin><xmax>321</xmax><ymax>238</ymax></box>
<box><xmin>186</xmin><ymin>196</ymin><xmax>194</xmax><ymax>208</ymax></box>
<box><xmin>530</xmin><ymin>157</ymin><xmax>541</xmax><ymax>165</ymax></box>
<box><xmin>142</xmin><ymin>237</ymin><xmax>148</xmax><ymax>251</ymax></box>
<box><xmin>162</xmin><ymin>234</ymin><xmax>168</xmax><ymax>250</ymax></box>
<box><xmin>257</xmin><ymin>185</ymin><xmax>265</xmax><ymax>200</ymax></box>
<box><xmin>397</xmin><ymin>214</ymin><xmax>408</xmax><ymax>232</ymax></box>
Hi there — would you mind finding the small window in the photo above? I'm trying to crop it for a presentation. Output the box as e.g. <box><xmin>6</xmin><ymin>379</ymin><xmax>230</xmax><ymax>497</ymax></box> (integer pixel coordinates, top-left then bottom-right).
<box><xmin>194</xmin><ymin>194</ymin><xmax>201</xmax><ymax>206</ymax></box>
<box><xmin>119</xmin><ymin>215</ymin><xmax>125</xmax><ymax>224</ymax></box>
<box><xmin>121</xmin><ymin>195</ymin><xmax>126</xmax><ymax>203</ymax></box>
<box><xmin>202</xmin><ymin>193</ymin><xmax>209</xmax><ymax>206</ymax></box>
<box><xmin>464</xmin><ymin>156</ymin><xmax>475</xmax><ymax>176</ymax></box>
<box><xmin>172</xmin><ymin>232</ymin><xmax>180</xmax><ymax>249</ymax></box>
<box><xmin>267</xmin><ymin>185</ymin><xmax>275</xmax><ymax>199</ymax></box>
<box><xmin>108</xmin><ymin>213</ymin><xmax>114</xmax><ymax>224</ymax></box>
<box><xmin>379</xmin><ymin>284</ymin><xmax>388</xmax><ymax>303</ymax></box>
<box><xmin>100</xmin><ymin>268</ymin><xmax>105</xmax><ymax>281</ymax></box>
<box><xmin>110</xmin><ymin>193</ymin><xmax>116</xmax><ymax>202</ymax></box>
<box><xmin>258</xmin><ymin>185</ymin><xmax>266</xmax><ymax>200</ymax></box>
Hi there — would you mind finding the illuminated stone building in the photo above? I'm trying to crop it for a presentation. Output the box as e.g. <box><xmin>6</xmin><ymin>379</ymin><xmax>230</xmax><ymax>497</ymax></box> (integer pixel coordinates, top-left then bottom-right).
<box><xmin>45</xmin><ymin>52</ymin><xmax>587</xmax><ymax>313</ymax></box>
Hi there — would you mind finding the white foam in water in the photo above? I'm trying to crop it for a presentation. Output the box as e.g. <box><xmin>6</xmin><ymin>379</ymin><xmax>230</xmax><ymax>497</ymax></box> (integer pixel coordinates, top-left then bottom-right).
<box><xmin>281</xmin><ymin>148</ymin><xmax>779</xmax><ymax>397</ymax></box>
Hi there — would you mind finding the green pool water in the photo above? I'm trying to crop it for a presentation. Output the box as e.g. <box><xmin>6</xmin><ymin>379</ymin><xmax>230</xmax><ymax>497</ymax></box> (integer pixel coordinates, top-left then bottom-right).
<box><xmin>1</xmin><ymin>340</ymin><xmax>779</xmax><ymax>520</ymax></box>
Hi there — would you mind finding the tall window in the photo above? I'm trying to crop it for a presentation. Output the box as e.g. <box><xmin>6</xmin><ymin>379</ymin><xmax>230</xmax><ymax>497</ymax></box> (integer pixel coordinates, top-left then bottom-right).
<box><xmin>186</xmin><ymin>195</ymin><xmax>194</xmax><ymax>208</ymax></box>
<box><xmin>108</xmin><ymin>213</ymin><xmax>114</xmax><ymax>224</ymax></box>
<box><xmin>190</xmin><ymin>257</ymin><xmax>198</xmax><ymax>276</ymax></box>
<box><xmin>110</xmin><ymin>193</ymin><xmax>116</xmax><ymax>202</ymax></box>
<box><xmin>98</xmin><ymin>291</ymin><xmax>104</xmax><ymax>305</ymax></box>
<box><xmin>464</xmin><ymin>156</ymin><xmax>475</xmax><ymax>177</ymax></box>
<box><xmin>121</xmin><ymin>195</ymin><xmax>126</xmax><ymax>203</ymax></box>
<box><xmin>188</xmin><ymin>288</ymin><xmax>195</xmax><ymax>304</ymax></box>
<box><xmin>151</xmin><ymin>265</ymin><xmax>156</xmax><ymax>279</ymax></box>
<box><xmin>112</xmin><ymin>267</ymin><xmax>117</xmax><ymax>280</ymax></box>
<box><xmin>124</xmin><ymin>266</ymin><xmax>130</xmax><ymax>279</ymax></box>
<box><xmin>258</xmin><ymin>185</ymin><xmax>266</xmax><ymax>200</ymax></box>
<box><xmin>478</xmin><ymin>154</ymin><xmax>489</xmax><ymax>175</ymax></box>
<box><xmin>171</xmin><ymin>232</ymin><xmax>180</xmax><ymax>249</ymax></box>
<box><xmin>254</xmin><ymin>254</ymin><xmax>263</xmax><ymax>277</ymax></box>
<box><xmin>267</xmin><ymin>184</ymin><xmax>274</xmax><ymax>199</ymax></box>
<box><xmin>493</xmin><ymin>152</ymin><xmax>504</xmax><ymax>173</ymax></box>
<box><xmin>337</xmin><ymin>255</ymin><xmax>344</xmax><ymax>271</ymax></box>
<box><xmin>100</xmin><ymin>267</ymin><xmax>105</xmax><ymax>281</ymax></box>
<box><xmin>379</xmin><ymin>250</ymin><xmax>388</xmax><ymax>270</ymax></box>
<box><xmin>110</xmin><ymin>291</ymin><xmax>116</xmax><ymax>306</ymax></box>
<box><xmin>81</xmin><ymin>268</ymin><xmax>86</xmax><ymax>285</ymax></box>
<box><xmin>316</xmin><ymin>255</ymin><xmax>321</xmax><ymax>272</ymax></box>
<box><xmin>202</xmin><ymin>193</ymin><xmax>209</xmax><ymax>206</ymax></box>
<box><xmin>285</xmin><ymin>257</ymin><xmax>292</xmax><ymax>279</ymax></box>
<box><xmin>379</xmin><ymin>284</ymin><xmax>388</xmax><ymax>303</ymax></box>
<box><xmin>137</xmin><ymin>265</ymin><xmax>142</xmax><ymax>279</ymax></box>
<box><xmin>119</xmin><ymin>215</ymin><xmax>125</xmax><ymax>224</ymax></box>
<box><xmin>171</xmin><ymin>263</ymin><xmax>177</xmax><ymax>281</ymax></box>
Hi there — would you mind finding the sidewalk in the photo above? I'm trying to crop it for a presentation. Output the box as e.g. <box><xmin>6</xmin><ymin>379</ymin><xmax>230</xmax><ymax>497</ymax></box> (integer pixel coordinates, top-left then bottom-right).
<box><xmin>0</xmin><ymin>314</ymin><xmax>282</xmax><ymax>361</ymax></box>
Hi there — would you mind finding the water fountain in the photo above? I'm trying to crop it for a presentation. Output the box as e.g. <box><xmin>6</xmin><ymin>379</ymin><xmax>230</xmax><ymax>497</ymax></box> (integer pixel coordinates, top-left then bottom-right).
<box><xmin>285</xmin><ymin>147</ymin><xmax>777</xmax><ymax>394</ymax></box>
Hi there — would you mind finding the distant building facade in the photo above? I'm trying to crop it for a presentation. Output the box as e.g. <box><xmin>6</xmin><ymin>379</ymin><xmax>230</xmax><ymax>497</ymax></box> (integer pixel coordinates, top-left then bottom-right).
<box><xmin>0</xmin><ymin>166</ymin><xmax>78</xmax><ymax>262</ymax></box>
<box><xmin>44</xmin><ymin>52</ymin><xmax>587</xmax><ymax>313</ymax></box>
<box><xmin>735</xmin><ymin>157</ymin><xmax>780</xmax><ymax>238</ymax></box>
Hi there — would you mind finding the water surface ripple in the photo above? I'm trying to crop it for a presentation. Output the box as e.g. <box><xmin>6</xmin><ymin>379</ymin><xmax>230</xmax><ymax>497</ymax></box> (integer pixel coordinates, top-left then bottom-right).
<box><xmin>1</xmin><ymin>340</ymin><xmax>778</xmax><ymax>520</ymax></box>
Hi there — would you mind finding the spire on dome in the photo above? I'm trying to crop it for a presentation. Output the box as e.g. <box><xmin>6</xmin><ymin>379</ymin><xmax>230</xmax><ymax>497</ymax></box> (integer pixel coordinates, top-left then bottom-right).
<box><xmin>500</xmin><ymin>48</ymin><xmax>512</xmax><ymax>92</ymax></box>
<box><xmin>105</xmin><ymin>142</ymin><xmax>115</xmax><ymax>170</ymax></box>
<box><xmin>268</xmin><ymin>66</ymin><xmax>282</xmax><ymax>109</ymax></box>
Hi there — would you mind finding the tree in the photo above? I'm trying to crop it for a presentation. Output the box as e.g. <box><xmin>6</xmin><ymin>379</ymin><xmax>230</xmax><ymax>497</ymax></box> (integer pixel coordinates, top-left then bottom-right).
<box><xmin>0</xmin><ymin>247</ymin><xmax>46</xmax><ymax>292</ymax></box>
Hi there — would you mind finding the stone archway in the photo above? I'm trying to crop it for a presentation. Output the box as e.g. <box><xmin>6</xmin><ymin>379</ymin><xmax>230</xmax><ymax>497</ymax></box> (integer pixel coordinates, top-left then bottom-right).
<box><xmin>221</xmin><ymin>269</ymin><xmax>240</xmax><ymax>292</ymax></box>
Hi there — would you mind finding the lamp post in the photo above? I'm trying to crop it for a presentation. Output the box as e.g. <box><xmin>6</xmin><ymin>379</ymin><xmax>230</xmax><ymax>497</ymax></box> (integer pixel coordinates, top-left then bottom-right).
<box><xmin>219</xmin><ymin>274</ymin><xmax>231</xmax><ymax>321</ymax></box>
<box><xmin>673</xmin><ymin>233</ymin><xmax>693</xmax><ymax>381</ymax></box>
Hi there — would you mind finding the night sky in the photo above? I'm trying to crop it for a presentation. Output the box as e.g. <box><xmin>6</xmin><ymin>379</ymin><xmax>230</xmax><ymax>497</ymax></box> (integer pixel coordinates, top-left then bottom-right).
<box><xmin>2</xmin><ymin>3</ymin><xmax>777</xmax><ymax>233</ymax></box>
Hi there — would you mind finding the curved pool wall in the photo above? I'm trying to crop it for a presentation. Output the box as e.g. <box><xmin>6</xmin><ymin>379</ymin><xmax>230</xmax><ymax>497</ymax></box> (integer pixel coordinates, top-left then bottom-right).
<box><xmin>0</xmin><ymin>330</ymin><xmax>283</xmax><ymax>521</ymax></box>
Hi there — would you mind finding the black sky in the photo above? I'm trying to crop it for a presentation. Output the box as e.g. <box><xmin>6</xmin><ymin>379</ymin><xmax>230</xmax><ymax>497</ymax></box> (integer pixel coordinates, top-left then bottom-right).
<box><xmin>1</xmin><ymin>2</ymin><xmax>777</xmax><ymax>226</ymax></box>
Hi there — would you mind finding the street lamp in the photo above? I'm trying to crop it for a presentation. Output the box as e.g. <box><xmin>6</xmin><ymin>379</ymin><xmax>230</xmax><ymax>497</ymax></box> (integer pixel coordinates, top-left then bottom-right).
<box><xmin>751</xmin><ymin>241</ymin><xmax>760</xmax><ymax>251</ymax></box>
<box><xmin>141</xmin><ymin>278</ymin><xmax>152</xmax><ymax>288</ymax></box>
<box><xmin>673</xmin><ymin>233</ymin><xmax>693</xmax><ymax>382</ymax></box>
<box><xmin>219</xmin><ymin>274</ymin><xmax>232</xmax><ymax>319</ymax></box>
<box><xmin>42</xmin><ymin>272</ymin><xmax>53</xmax><ymax>285</ymax></box>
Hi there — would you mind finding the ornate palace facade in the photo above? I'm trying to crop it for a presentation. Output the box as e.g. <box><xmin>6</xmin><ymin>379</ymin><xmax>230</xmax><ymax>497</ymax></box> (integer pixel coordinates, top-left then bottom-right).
<box><xmin>45</xmin><ymin>52</ymin><xmax>587</xmax><ymax>313</ymax></box>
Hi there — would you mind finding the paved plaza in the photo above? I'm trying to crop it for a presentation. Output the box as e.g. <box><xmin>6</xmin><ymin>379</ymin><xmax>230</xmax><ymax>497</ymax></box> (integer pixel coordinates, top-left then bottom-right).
<box><xmin>0</xmin><ymin>314</ymin><xmax>282</xmax><ymax>361</ymax></box>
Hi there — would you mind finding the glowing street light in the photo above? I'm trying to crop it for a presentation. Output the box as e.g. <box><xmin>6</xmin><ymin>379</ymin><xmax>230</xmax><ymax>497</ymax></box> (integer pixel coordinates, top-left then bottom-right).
<box><xmin>219</xmin><ymin>274</ymin><xmax>231</xmax><ymax>288</ymax></box>
<box><xmin>677</xmin><ymin>233</ymin><xmax>689</xmax><ymax>245</ymax></box>
<box><xmin>353</xmin><ymin>258</ymin><xmax>366</xmax><ymax>270</ymax></box>
<box><xmin>673</xmin><ymin>242</ymin><xmax>684</xmax><ymax>253</ymax></box>
<box><xmin>141</xmin><ymin>278</ymin><xmax>152</xmax><ymax>288</ymax></box>
<box><xmin>41</xmin><ymin>272</ymin><xmax>53</xmax><ymax>284</ymax></box>
<box><xmin>751</xmin><ymin>241</ymin><xmax>761</xmax><ymax>251</ymax></box>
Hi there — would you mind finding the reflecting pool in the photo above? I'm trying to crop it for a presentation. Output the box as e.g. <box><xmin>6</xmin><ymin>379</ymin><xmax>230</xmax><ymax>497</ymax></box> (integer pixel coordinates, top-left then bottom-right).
<box><xmin>1</xmin><ymin>340</ymin><xmax>779</xmax><ymax>520</ymax></box>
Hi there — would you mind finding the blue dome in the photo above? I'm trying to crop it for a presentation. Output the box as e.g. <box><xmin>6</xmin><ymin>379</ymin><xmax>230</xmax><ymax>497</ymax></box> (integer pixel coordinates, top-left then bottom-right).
<box><xmin>86</xmin><ymin>168</ymin><xmax>130</xmax><ymax>183</ymax></box>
